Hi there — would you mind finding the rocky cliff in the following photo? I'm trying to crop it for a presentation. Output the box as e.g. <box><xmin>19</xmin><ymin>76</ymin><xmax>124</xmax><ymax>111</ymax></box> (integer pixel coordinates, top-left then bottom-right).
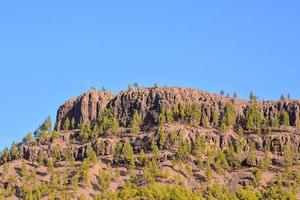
<box><xmin>55</xmin><ymin>87</ymin><xmax>300</xmax><ymax>130</ymax></box>
<box><xmin>55</xmin><ymin>89</ymin><xmax>116</xmax><ymax>130</ymax></box>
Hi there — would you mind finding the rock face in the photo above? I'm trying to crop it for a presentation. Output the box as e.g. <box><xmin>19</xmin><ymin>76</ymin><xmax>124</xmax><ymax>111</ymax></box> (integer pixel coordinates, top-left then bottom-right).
<box><xmin>55</xmin><ymin>87</ymin><xmax>300</xmax><ymax>130</ymax></box>
<box><xmin>55</xmin><ymin>89</ymin><xmax>116</xmax><ymax>130</ymax></box>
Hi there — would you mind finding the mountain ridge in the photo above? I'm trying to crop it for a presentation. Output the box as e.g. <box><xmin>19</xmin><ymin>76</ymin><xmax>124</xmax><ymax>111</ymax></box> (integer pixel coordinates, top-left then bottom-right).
<box><xmin>1</xmin><ymin>85</ymin><xmax>300</xmax><ymax>199</ymax></box>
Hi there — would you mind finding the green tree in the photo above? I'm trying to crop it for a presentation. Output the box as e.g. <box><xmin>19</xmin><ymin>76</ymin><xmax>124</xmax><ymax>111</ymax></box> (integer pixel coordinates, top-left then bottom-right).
<box><xmin>220</xmin><ymin>90</ymin><xmax>225</xmax><ymax>96</ymax></box>
<box><xmin>1</xmin><ymin>148</ymin><xmax>9</xmax><ymax>164</ymax></box>
<box><xmin>71</xmin><ymin>174</ymin><xmax>79</xmax><ymax>192</ymax></box>
<box><xmin>130</xmin><ymin>110</ymin><xmax>142</xmax><ymax>134</ymax></box>
<box><xmin>87</xmin><ymin>146</ymin><xmax>97</xmax><ymax>165</ymax></box>
<box><xmin>80</xmin><ymin>160</ymin><xmax>89</xmax><ymax>185</ymax></box>
<box><xmin>271</xmin><ymin>113</ymin><xmax>280</xmax><ymax>128</ymax></box>
<box><xmin>223</xmin><ymin>104</ymin><xmax>236</xmax><ymax>127</ymax></box>
<box><xmin>202</xmin><ymin>113</ymin><xmax>209</xmax><ymax>128</ymax></box>
<box><xmin>215</xmin><ymin>150</ymin><xmax>229</xmax><ymax>172</ymax></box>
<box><xmin>98</xmin><ymin>169</ymin><xmax>112</xmax><ymax>192</ymax></box>
<box><xmin>249</xmin><ymin>91</ymin><xmax>254</xmax><ymax>101</ymax></box>
<box><xmin>138</xmin><ymin>149</ymin><xmax>146</xmax><ymax>166</ymax></box>
<box><xmin>158</xmin><ymin>126</ymin><xmax>166</xmax><ymax>149</ymax></box>
<box><xmin>246</xmin><ymin>142</ymin><xmax>256</xmax><ymax>166</ymax></box>
<box><xmin>279</xmin><ymin>111</ymin><xmax>290</xmax><ymax>126</ymax></box>
<box><xmin>246</xmin><ymin>102</ymin><xmax>264</xmax><ymax>131</ymax></box>
<box><xmin>190</xmin><ymin>103</ymin><xmax>201</xmax><ymax>127</ymax></box>
<box><xmin>123</xmin><ymin>140</ymin><xmax>135</xmax><ymax>166</ymax></box>
<box><xmin>37</xmin><ymin>151</ymin><xmax>45</xmax><ymax>165</ymax></box>
<box><xmin>253</xmin><ymin>168</ymin><xmax>262</xmax><ymax>187</ymax></box>
<box><xmin>40</xmin><ymin>116</ymin><xmax>52</xmax><ymax>132</ymax></box>
<box><xmin>193</xmin><ymin>134</ymin><xmax>206</xmax><ymax>157</ymax></box>
<box><xmin>225</xmin><ymin>144</ymin><xmax>240</xmax><ymax>169</ymax></box>
<box><xmin>212</xmin><ymin>111</ymin><xmax>219</xmax><ymax>128</ymax></box>
<box><xmin>233</xmin><ymin>92</ymin><xmax>237</xmax><ymax>98</ymax></box>
<box><xmin>71</xmin><ymin>117</ymin><xmax>76</xmax><ymax>129</ymax></box>
<box><xmin>99</xmin><ymin>140</ymin><xmax>106</xmax><ymax>156</ymax></box>
<box><xmin>205</xmin><ymin>165</ymin><xmax>213</xmax><ymax>181</ymax></box>
<box><xmin>165</xmin><ymin>109</ymin><xmax>173</xmax><ymax>123</ymax></box>
<box><xmin>79</xmin><ymin>122</ymin><xmax>91</xmax><ymax>141</ymax></box>
<box><xmin>158</xmin><ymin>111</ymin><xmax>166</xmax><ymax>125</ymax></box>
<box><xmin>21</xmin><ymin>160</ymin><xmax>27</xmax><ymax>177</ymax></box>
<box><xmin>10</xmin><ymin>142</ymin><xmax>18</xmax><ymax>160</ymax></box>
<box><xmin>63</xmin><ymin>118</ymin><xmax>70</xmax><ymax>130</ymax></box>
<box><xmin>23</xmin><ymin>132</ymin><xmax>33</xmax><ymax>144</ymax></box>
<box><xmin>237</xmin><ymin>126</ymin><xmax>244</xmax><ymax>138</ymax></box>
<box><xmin>246</xmin><ymin>115</ymin><xmax>254</xmax><ymax>132</ymax></box>
<box><xmin>111</xmin><ymin>117</ymin><xmax>119</xmax><ymax>135</ymax></box>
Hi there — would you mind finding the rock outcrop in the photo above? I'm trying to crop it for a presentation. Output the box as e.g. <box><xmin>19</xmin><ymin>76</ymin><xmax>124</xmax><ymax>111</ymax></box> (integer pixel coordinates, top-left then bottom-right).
<box><xmin>55</xmin><ymin>89</ymin><xmax>116</xmax><ymax>130</ymax></box>
<box><xmin>55</xmin><ymin>87</ymin><xmax>300</xmax><ymax>130</ymax></box>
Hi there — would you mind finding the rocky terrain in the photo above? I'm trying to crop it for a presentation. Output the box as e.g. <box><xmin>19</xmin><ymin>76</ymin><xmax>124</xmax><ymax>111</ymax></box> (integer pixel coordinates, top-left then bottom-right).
<box><xmin>1</xmin><ymin>86</ymin><xmax>300</xmax><ymax>200</ymax></box>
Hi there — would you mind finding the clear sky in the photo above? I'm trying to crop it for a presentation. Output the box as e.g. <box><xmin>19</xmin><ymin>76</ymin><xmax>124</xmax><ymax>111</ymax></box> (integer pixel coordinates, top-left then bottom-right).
<box><xmin>0</xmin><ymin>1</ymin><xmax>300</xmax><ymax>149</ymax></box>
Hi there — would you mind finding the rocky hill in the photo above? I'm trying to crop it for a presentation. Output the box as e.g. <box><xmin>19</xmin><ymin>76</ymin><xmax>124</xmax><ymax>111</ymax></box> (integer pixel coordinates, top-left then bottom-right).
<box><xmin>1</xmin><ymin>86</ymin><xmax>300</xmax><ymax>200</ymax></box>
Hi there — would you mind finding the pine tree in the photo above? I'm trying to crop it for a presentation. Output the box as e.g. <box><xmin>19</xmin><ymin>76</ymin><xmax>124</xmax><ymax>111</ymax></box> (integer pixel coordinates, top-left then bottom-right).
<box><xmin>158</xmin><ymin>112</ymin><xmax>166</xmax><ymax>125</ymax></box>
<box><xmin>193</xmin><ymin>134</ymin><xmax>206</xmax><ymax>157</ymax></box>
<box><xmin>233</xmin><ymin>92</ymin><xmax>237</xmax><ymax>99</ymax></box>
<box><xmin>98</xmin><ymin>169</ymin><xmax>112</xmax><ymax>192</ymax></box>
<box><xmin>271</xmin><ymin>113</ymin><xmax>280</xmax><ymax>128</ymax></box>
<box><xmin>1</xmin><ymin>148</ymin><xmax>9</xmax><ymax>164</ymax></box>
<box><xmin>212</xmin><ymin>110</ymin><xmax>219</xmax><ymax>128</ymax></box>
<box><xmin>246</xmin><ymin>115</ymin><xmax>254</xmax><ymax>132</ymax></box>
<box><xmin>253</xmin><ymin>168</ymin><xmax>262</xmax><ymax>187</ymax></box>
<box><xmin>190</xmin><ymin>103</ymin><xmax>201</xmax><ymax>127</ymax></box>
<box><xmin>71</xmin><ymin>174</ymin><xmax>79</xmax><ymax>192</ymax></box>
<box><xmin>165</xmin><ymin>109</ymin><xmax>173</xmax><ymax>123</ymax></box>
<box><xmin>202</xmin><ymin>113</ymin><xmax>209</xmax><ymax>128</ymax></box>
<box><xmin>158</xmin><ymin>126</ymin><xmax>166</xmax><ymax>150</ymax></box>
<box><xmin>113</xmin><ymin>142</ymin><xmax>122</xmax><ymax>161</ymax></box>
<box><xmin>246</xmin><ymin>102</ymin><xmax>264</xmax><ymax>131</ymax></box>
<box><xmin>63</xmin><ymin>118</ymin><xmax>70</xmax><ymax>130</ymax></box>
<box><xmin>23</xmin><ymin>132</ymin><xmax>33</xmax><ymax>144</ymax></box>
<box><xmin>123</xmin><ymin>140</ymin><xmax>135</xmax><ymax>166</ymax></box>
<box><xmin>79</xmin><ymin>122</ymin><xmax>91</xmax><ymax>141</ymax></box>
<box><xmin>37</xmin><ymin>151</ymin><xmax>45</xmax><ymax>165</ymax></box>
<box><xmin>249</xmin><ymin>91</ymin><xmax>254</xmax><ymax>101</ymax></box>
<box><xmin>279</xmin><ymin>111</ymin><xmax>290</xmax><ymax>126</ymax></box>
<box><xmin>87</xmin><ymin>146</ymin><xmax>97</xmax><ymax>165</ymax></box>
<box><xmin>246</xmin><ymin>142</ymin><xmax>256</xmax><ymax>166</ymax></box>
<box><xmin>224</xmin><ymin>104</ymin><xmax>236</xmax><ymax>127</ymax></box>
<box><xmin>71</xmin><ymin>117</ymin><xmax>76</xmax><ymax>129</ymax></box>
<box><xmin>111</xmin><ymin>117</ymin><xmax>119</xmax><ymax>135</ymax></box>
<box><xmin>220</xmin><ymin>90</ymin><xmax>225</xmax><ymax>96</ymax></box>
<box><xmin>10</xmin><ymin>142</ymin><xmax>18</xmax><ymax>160</ymax></box>
<box><xmin>130</xmin><ymin>110</ymin><xmax>142</xmax><ymax>134</ymax></box>
<box><xmin>99</xmin><ymin>140</ymin><xmax>106</xmax><ymax>156</ymax></box>
<box><xmin>205</xmin><ymin>165</ymin><xmax>213</xmax><ymax>181</ymax></box>
<box><xmin>138</xmin><ymin>149</ymin><xmax>146</xmax><ymax>166</ymax></box>
<box><xmin>237</xmin><ymin>126</ymin><xmax>244</xmax><ymax>138</ymax></box>
<box><xmin>21</xmin><ymin>160</ymin><xmax>27</xmax><ymax>177</ymax></box>
<box><xmin>220</xmin><ymin>120</ymin><xmax>227</xmax><ymax>132</ymax></box>
<box><xmin>40</xmin><ymin>116</ymin><xmax>52</xmax><ymax>132</ymax></box>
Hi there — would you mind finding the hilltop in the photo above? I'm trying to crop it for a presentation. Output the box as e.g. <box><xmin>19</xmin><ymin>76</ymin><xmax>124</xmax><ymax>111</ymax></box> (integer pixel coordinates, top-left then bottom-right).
<box><xmin>1</xmin><ymin>86</ymin><xmax>300</xmax><ymax>200</ymax></box>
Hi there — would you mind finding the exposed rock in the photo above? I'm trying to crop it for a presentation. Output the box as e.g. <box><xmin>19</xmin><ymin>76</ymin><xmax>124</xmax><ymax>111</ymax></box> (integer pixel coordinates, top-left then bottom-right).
<box><xmin>55</xmin><ymin>89</ymin><xmax>116</xmax><ymax>130</ymax></box>
<box><xmin>55</xmin><ymin>87</ymin><xmax>300</xmax><ymax>130</ymax></box>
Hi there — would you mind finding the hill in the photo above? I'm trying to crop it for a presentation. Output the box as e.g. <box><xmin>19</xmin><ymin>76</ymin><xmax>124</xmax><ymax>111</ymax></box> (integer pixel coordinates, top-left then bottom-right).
<box><xmin>1</xmin><ymin>86</ymin><xmax>300</xmax><ymax>200</ymax></box>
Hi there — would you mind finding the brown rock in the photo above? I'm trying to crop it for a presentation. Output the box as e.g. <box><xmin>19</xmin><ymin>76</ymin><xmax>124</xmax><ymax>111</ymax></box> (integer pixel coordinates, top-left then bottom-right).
<box><xmin>55</xmin><ymin>88</ymin><xmax>116</xmax><ymax>130</ymax></box>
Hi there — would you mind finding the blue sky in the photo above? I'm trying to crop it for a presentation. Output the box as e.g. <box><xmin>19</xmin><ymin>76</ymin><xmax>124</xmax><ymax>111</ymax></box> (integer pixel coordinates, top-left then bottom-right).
<box><xmin>0</xmin><ymin>1</ymin><xmax>300</xmax><ymax>149</ymax></box>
